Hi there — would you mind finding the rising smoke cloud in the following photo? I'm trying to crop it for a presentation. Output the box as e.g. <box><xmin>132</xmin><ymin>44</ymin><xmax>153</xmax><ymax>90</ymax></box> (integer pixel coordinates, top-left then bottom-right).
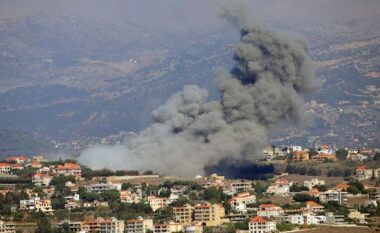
<box><xmin>79</xmin><ymin>3</ymin><xmax>319</xmax><ymax>177</ymax></box>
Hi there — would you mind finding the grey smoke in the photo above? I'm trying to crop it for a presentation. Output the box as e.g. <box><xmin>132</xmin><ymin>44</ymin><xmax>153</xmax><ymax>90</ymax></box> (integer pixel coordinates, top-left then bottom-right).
<box><xmin>79</xmin><ymin>4</ymin><xmax>319</xmax><ymax>176</ymax></box>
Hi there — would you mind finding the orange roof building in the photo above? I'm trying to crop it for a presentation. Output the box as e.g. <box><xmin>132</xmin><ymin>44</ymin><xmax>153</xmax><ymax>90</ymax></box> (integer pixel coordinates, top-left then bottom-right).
<box><xmin>249</xmin><ymin>216</ymin><xmax>276</xmax><ymax>232</ymax></box>
<box><xmin>335</xmin><ymin>183</ymin><xmax>350</xmax><ymax>191</ymax></box>
<box><xmin>56</xmin><ymin>163</ymin><xmax>81</xmax><ymax>177</ymax></box>
<box><xmin>311</xmin><ymin>153</ymin><xmax>337</xmax><ymax>162</ymax></box>
<box><xmin>292</xmin><ymin>151</ymin><xmax>309</xmax><ymax>161</ymax></box>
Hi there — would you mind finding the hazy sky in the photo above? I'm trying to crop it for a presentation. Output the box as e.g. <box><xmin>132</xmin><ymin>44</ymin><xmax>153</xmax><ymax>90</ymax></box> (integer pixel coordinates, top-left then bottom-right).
<box><xmin>1</xmin><ymin>0</ymin><xmax>379</xmax><ymax>31</ymax></box>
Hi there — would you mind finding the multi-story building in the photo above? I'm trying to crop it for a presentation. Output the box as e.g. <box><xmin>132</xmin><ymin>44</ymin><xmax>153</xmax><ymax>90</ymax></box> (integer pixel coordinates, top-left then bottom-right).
<box><xmin>20</xmin><ymin>197</ymin><xmax>53</xmax><ymax>214</ymax></box>
<box><xmin>83</xmin><ymin>217</ymin><xmax>124</xmax><ymax>233</ymax></box>
<box><xmin>153</xmin><ymin>222</ymin><xmax>183</xmax><ymax>233</ymax></box>
<box><xmin>5</xmin><ymin>156</ymin><xmax>28</xmax><ymax>164</ymax></box>
<box><xmin>305</xmin><ymin>201</ymin><xmax>324</xmax><ymax>212</ymax></box>
<box><xmin>292</xmin><ymin>151</ymin><xmax>309</xmax><ymax>162</ymax></box>
<box><xmin>266</xmin><ymin>179</ymin><xmax>291</xmax><ymax>195</ymax></box>
<box><xmin>355</xmin><ymin>165</ymin><xmax>373</xmax><ymax>180</ymax></box>
<box><xmin>0</xmin><ymin>221</ymin><xmax>16</xmax><ymax>233</ymax></box>
<box><xmin>228</xmin><ymin>192</ymin><xmax>256</xmax><ymax>212</ymax></box>
<box><xmin>230</xmin><ymin>179</ymin><xmax>254</xmax><ymax>193</ymax></box>
<box><xmin>311</xmin><ymin>153</ymin><xmax>336</xmax><ymax>162</ymax></box>
<box><xmin>288</xmin><ymin>213</ymin><xmax>325</xmax><ymax>225</ymax></box>
<box><xmin>56</xmin><ymin>163</ymin><xmax>81</xmax><ymax>177</ymax></box>
<box><xmin>257</xmin><ymin>204</ymin><xmax>284</xmax><ymax>218</ymax></box>
<box><xmin>120</xmin><ymin>191</ymin><xmax>140</xmax><ymax>204</ymax></box>
<box><xmin>99</xmin><ymin>217</ymin><xmax>125</xmax><ymax>233</ymax></box>
<box><xmin>0</xmin><ymin>163</ymin><xmax>11</xmax><ymax>174</ymax></box>
<box><xmin>57</xmin><ymin>220</ymin><xmax>83</xmax><ymax>232</ymax></box>
<box><xmin>173</xmin><ymin>204</ymin><xmax>193</xmax><ymax>224</ymax></box>
<box><xmin>319</xmin><ymin>190</ymin><xmax>348</xmax><ymax>205</ymax></box>
<box><xmin>249</xmin><ymin>216</ymin><xmax>276</xmax><ymax>233</ymax></box>
<box><xmin>126</xmin><ymin>217</ymin><xmax>153</xmax><ymax>233</ymax></box>
<box><xmin>32</xmin><ymin>155</ymin><xmax>47</xmax><ymax>163</ymax></box>
<box><xmin>32</xmin><ymin>173</ymin><xmax>53</xmax><ymax>186</ymax></box>
<box><xmin>35</xmin><ymin>199</ymin><xmax>53</xmax><ymax>214</ymax></box>
<box><xmin>147</xmin><ymin>196</ymin><xmax>167</xmax><ymax>212</ymax></box>
<box><xmin>86</xmin><ymin>183</ymin><xmax>118</xmax><ymax>193</ymax></box>
<box><xmin>194</xmin><ymin>203</ymin><xmax>225</xmax><ymax>226</ymax></box>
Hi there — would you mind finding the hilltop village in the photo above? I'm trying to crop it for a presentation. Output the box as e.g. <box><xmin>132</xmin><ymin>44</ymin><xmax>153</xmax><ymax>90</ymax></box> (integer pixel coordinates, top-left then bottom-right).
<box><xmin>0</xmin><ymin>145</ymin><xmax>380</xmax><ymax>233</ymax></box>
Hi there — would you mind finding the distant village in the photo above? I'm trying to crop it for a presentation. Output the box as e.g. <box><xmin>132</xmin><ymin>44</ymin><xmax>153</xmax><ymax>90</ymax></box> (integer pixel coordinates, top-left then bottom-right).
<box><xmin>0</xmin><ymin>144</ymin><xmax>380</xmax><ymax>233</ymax></box>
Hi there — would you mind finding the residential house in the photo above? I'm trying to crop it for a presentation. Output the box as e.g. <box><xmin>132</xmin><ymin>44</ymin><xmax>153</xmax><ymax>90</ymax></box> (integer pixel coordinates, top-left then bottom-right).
<box><xmin>83</xmin><ymin>200</ymin><xmax>109</xmax><ymax>208</ymax></box>
<box><xmin>147</xmin><ymin>196</ymin><xmax>167</xmax><ymax>212</ymax></box>
<box><xmin>257</xmin><ymin>204</ymin><xmax>284</xmax><ymax>218</ymax></box>
<box><xmin>35</xmin><ymin>199</ymin><xmax>54</xmax><ymax>214</ymax></box>
<box><xmin>32</xmin><ymin>173</ymin><xmax>53</xmax><ymax>186</ymax></box>
<box><xmin>82</xmin><ymin>217</ymin><xmax>124</xmax><ymax>233</ymax></box>
<box><xmin>56</xmin><ymin>163</ymin><xmax>81</xmax><ymax>177</ymax></box>
<box><xmin>32</xmin><ymin>156</ymin><xmax>47</xmax><ymax>163</ymax></box>
<box><xmin>348</xmin><ymin>209</ymin><xmax>369</xmax><ymax>224</ymax></box>
<box><xmin>355</xmin><ymin>165</ymin><xmax>373</xmax><ymax>180</ymax></box>
<box><xmin>228</xmin><ymin>192</ymin><xmax>256</xmax><ymax>213</ymax></box>
<box><xmin>249</xmin><ymin>216</ymin><xmax>276</xmax><ymax>233</ymax></box>
<box><xmin>334</xmin><ymin>183</ymin><xmax>350</xmax><ymax>191</ymax></box>
<box><xmin>0</xmin><ymin>163</ymin><xmax>11</xmax><ymax>174</ymax></box>
<box><xmin>311</xmin><ymin>153</ymin><xmax>336</xmax><ymax>162</ymax></box>
<box><xmin>266</xmin><ymin>179</ymin><xmax>291</xmax><ymax>195</ymax></box>
<box><xmin>29</xmin><ymin>162</ymin><xmax>42</xmax><ymax>169</ymax></box>
<box><xmin>305</xmin><ymin>201</ymin><xmax>324</xmax><ymax>212</ymax></box>
<box><xmin>10</xmin><ymin>163</ymin><xmax>24</xmax><ymax>171</ymax></box>
<box><xmin>292</xmin><ymin>151</ymin><xmax>309</xmax><ymax>162</ymax></box>
<box><xmin>304</xmin><ymin>179</ymin><xmax>325</xmax><ymax>191</ymax></box>
<box><xmin>5</xmin><ymin>156</ymin><xmax>28</xmax><ymax>164</ymax></box>
<box><xmin>120</xmin><ymin>191</ymin><xmax>140</xmax><ymax>204</ymax></box>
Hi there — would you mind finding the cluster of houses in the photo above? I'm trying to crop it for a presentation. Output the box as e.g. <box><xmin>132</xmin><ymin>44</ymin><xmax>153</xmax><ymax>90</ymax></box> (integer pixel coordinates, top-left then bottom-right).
<box><xmin>263</xmin><ymin>145</ymin><xmax>377</xmax><ymax>162</ymax></box>
<box><xmin>0</xmin><ymin>147</ymin><xmax>379</xmax><ymax>233</ymax></box>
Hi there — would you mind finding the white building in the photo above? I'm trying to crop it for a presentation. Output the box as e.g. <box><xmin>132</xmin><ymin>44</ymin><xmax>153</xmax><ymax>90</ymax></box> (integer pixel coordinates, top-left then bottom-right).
<box><xmin>147</xmin><ymin>196</ymin><xmax>167</xmax><ymax>212</ymax></box>
<box><xmin>257</xmin><ymin>204</ymin><xmax>284</xmax><ymax>218</ymax></box>
<box><xmin>32</xmin><ymin>173</ymin><xmax>53</xmax><ymax>186</ymax></box>
<box><xmin>319</xmin><ymin>190</ymin><xmax>348</xmax><ymax>205</ymax></box>
<box><xmin>228</xmin><ymin>192</ymin><xmax>256</xmax><ymax>213</ymax></box>
<box><xmin>0</xmin><ymin>163</ymin><xmax>11</xmax><ymax>174</ymax></box>
<box><xmin>304</xmin><ymin>179</ymin><xmax>325</xmax><ymax>191</ymax></box>
<box><xmin>266</xmin><ymin>179</ymin><xmax>291</xmax><ymax>195</ymax></box>
<box><xmin>20</xmin><ymin>197</ymin><xmax>53</xmax><ymax>214</ymax></box>
<box><xmin>288</xmin><ymin>213</ymin><xmax>325</xmax><ymax>225</ymax></box>
<box><xmin>249</xmin><ymin>216</ymin><xmax>276</xmax><ymax>233</ymax></box>
<box><xmin>120</xmin><ymin>191</ymin><xmax>140</xmax><ymax>204</ymax></box>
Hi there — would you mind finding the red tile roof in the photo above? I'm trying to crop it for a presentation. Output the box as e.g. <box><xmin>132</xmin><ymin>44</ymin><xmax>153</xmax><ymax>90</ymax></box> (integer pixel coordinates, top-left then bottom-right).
<box><xmin>250</xmin><ymin>216</ymin><xmax>269</xmax><ymax>223</ymax></box>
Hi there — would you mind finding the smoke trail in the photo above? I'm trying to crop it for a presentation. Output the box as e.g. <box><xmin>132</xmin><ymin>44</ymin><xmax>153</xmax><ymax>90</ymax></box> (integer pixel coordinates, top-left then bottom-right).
<box><xmin>79</xmin><ymin>4</ymin><xmax>319</xmax><ymax>177</ymax></box>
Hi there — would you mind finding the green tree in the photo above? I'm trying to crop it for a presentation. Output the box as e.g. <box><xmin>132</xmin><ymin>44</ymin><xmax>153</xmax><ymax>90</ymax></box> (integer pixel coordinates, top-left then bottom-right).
<box><xmin>335</xmin><ymin>149</ymin><xmax>348</xmax><ymax>160</ymax></box>
<box><xmin>35</xmin><ymin>212</ymin><xmax>52</xmax><ymax>233</ymax></box>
